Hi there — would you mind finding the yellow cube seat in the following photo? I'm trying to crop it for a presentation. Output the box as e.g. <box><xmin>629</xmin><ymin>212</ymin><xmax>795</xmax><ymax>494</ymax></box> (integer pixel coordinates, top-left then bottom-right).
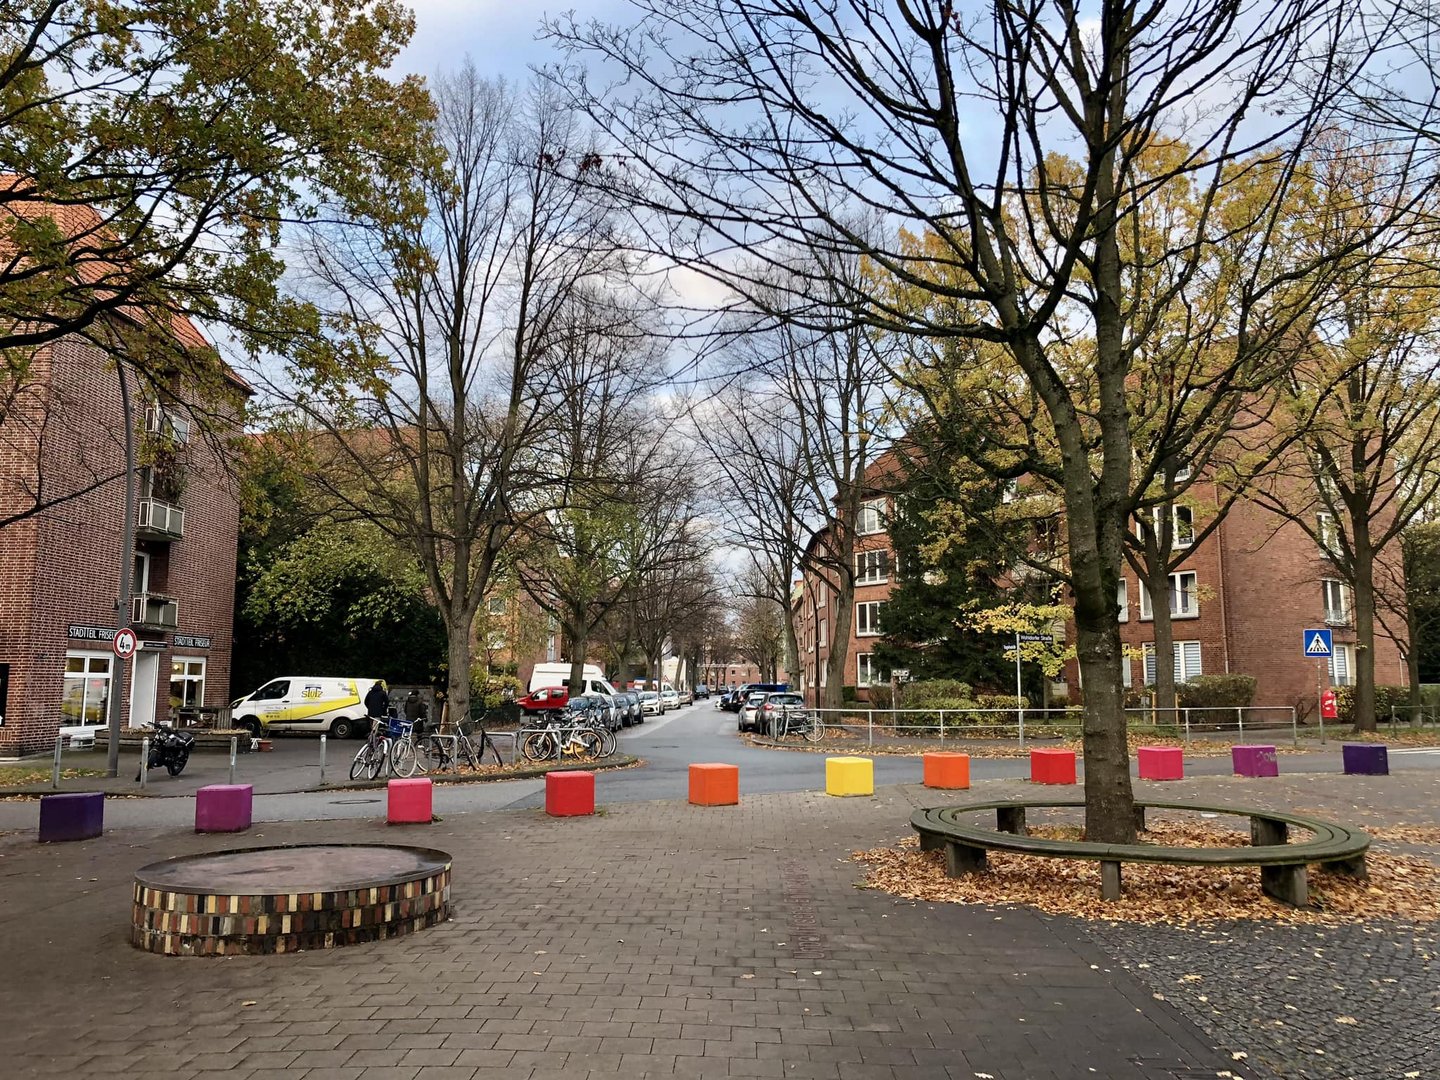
<box><xmin>825</xmin><ymin>756</ymin><xmax>874</xmax><ymax>797</ymax></box>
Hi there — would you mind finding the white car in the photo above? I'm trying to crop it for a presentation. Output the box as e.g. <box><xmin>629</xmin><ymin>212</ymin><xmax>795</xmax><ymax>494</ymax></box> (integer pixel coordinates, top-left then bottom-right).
<box><xmin>661</xmin><ymin>688</ymin><xmax>680</xmax><ymax>710</ymax></box>
<box><xmin>639</xmin><ymin>690</ymin><xmax>664</xmax><ymax>715</ymax></box>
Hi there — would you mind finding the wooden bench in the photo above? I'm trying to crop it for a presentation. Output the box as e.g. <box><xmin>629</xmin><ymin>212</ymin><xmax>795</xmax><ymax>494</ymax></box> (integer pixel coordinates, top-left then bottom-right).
<box><xmin>911</xmin><ymin>797</ymin><xmax>1370</xmax><ymax>907</ymax></box>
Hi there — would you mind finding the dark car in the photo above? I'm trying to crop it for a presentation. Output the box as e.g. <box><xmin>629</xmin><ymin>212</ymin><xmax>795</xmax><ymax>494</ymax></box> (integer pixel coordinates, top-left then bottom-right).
<box><xmin>695</xmin><ymin>684</ymin><xmax>710</xmax><ymax>699</ymax></box>
<box><xmin>612</xmin><ymin>689</ymin><xmax>643</xmax><ymax>727</ymax></box>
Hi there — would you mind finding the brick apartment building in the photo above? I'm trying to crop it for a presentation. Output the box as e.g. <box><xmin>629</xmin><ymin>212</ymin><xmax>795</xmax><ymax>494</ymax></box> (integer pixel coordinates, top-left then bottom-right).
<box><xmin>793</xmin><ymin>460</ymin><xmax>1407</xmax><ymax>713</ymax></box>
<box><xmin>0</xmin><ymin>325</ymin><xmax>244</xmax><ymax>757</ymax></box>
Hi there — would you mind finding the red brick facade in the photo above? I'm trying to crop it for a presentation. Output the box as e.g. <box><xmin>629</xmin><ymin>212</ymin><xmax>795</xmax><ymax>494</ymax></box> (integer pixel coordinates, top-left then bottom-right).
<box><xmin>0</xmin><ymin>334</ymin><xmax>241</xmax><ymax>756</ymax></box>
<box><xmin>794</xmin><ymin>471</ymin><xmax>1408</xmax><ymax>714</ymax></box>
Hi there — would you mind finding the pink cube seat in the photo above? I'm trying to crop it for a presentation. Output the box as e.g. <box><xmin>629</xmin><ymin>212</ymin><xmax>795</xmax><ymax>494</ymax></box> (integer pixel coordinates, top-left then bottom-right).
<box><xmin>195</xmin><ymin>784</ymin><xmax>254</xmax><ymax>833</ymax></box>
<box><xmin>1137</xmin><ymin>746</ymin><xmax>1184</xmax><ymax>781</ymax></box>
<box><xmin>387</xmin><ymin>778</ymin><xmax>433</xmax><ymax>824</ymax></box>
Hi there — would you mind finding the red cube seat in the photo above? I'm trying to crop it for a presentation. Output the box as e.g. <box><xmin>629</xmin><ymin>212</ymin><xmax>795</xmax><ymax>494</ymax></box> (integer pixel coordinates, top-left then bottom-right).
<box><xmin>387</xmin><ymin>778</ymin><xmax>433</xmax><ymax>824</ymax></box>
<box><xmin>546</xmin><ymin>770</ymin><xmax>595</xmax><ymax>817</ymax></box>
<box><xmin>1030</xmin><ymin>748</ymin><xmax>1077</xmax><ymax>785</ymax></box>
<box><xmin>1137</xmin><ymin>746</ymin><xmax>1184</xmax><ymax>781</ymax></box>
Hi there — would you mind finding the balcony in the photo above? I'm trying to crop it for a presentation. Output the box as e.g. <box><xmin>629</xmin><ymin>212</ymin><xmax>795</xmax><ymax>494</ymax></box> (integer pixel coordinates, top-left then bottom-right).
<box><xmin>136</xmin><ymin>497</ymin><xmax>184</xmax><ymax>541</ymax></box>
<box><xmin>132</xmin><ymin>592</ymin><xmax>179</xmax><ymax>631</ymax></box>
<box><xmin>1325</xmin><ymin>607</ymin><xmax>1353</xmax><ymax>628</ymax></box>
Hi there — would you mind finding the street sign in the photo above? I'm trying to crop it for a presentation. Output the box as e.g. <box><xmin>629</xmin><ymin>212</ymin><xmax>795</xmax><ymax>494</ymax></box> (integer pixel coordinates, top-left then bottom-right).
<box><xmin>891</xmin><ymin>668</ymin><xmax>912</xmax><ymax>682</ymax></box>
<box><xmin>1320</xmin><ymin>689</ymin><xmax>1339</xmax><ymax>720</ymax></box>
<box><xmin>1302</xmin><ymin>629</ymin><xmax>1333</xmax><ymax>658</ymax></box>
<box><xmin>112</xmin><ymin>627</ymin><xmax>138</xmax><ymax>660</ymax></box>
<box><xmin>1017</xmin><ymin>633</ymin><xmax>1054</xmax><ymax>643</ymax></box>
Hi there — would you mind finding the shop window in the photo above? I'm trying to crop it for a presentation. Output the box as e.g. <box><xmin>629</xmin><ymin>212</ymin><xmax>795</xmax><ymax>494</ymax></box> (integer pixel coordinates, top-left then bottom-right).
<box><xmin>62</xmin><ymin>652</ymin><xmax>112</xmax><ymax>727</ymax></box>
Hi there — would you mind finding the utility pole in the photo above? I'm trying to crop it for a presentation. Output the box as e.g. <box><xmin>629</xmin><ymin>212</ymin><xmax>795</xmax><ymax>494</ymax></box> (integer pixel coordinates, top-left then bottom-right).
<box><xmin>105</xmin><ymin>361</ymin><xmax>137</xmax><ymax>778</ymax></box>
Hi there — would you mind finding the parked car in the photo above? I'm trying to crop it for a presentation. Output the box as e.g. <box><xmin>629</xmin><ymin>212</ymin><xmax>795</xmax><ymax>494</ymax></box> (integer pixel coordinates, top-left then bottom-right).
<box><xmin>695</xmin><ymin>684</ymin><xmax>710</xmax><ymax>699</ymax></box>
<box><xmin>639</xmin><ymin>690</ymin><xmax>664</xmax><ymax>716</ymax></box>
<box><xmin>612</xmin><ymin>689</ymin><xmax>643</xmax><ymax>727</ymax></box>
<box><xmin>519</xmin><ymin>672</ymin><xmax>623</xmax><ymax>729</ymax></box>
<box><xmin>230</xmin><ymin>676</ymin><xmax>377</xmax><ymax>739</ymax></box>
<box><xmin>516</xmin><ymin>685</ymin><xmax>570</xmax><ymax>715</ymax></box>
<box><xmin>722</xmin><ymin>682</ymin><xmax>789</xmax><ymax>712</ymax></box>
<box><xmin>661</xmin><ymin>687</ymin><xmax>680</xmax><ymax>710</ymax></box>
<box><xmin>738</xmin><ymin>691</ymin><xmax>772</xmax><ymax>733</ymax></box>
<box><xmin>757</xmin><ymin>692</ymin><xmax>807</xmax><ymax>737</ymax></box>
<box><xmin>677</xmin><ymin>687</ymin><xmax>694</xmax><ymax>706</ymax></box>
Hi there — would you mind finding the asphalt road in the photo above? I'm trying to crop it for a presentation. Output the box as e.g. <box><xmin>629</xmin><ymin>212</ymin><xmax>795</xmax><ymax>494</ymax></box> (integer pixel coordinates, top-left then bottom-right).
<box><xmin>2</xmin><ymin>700</ymin><xmax>1436</xmax><ymax>832</ymax></box>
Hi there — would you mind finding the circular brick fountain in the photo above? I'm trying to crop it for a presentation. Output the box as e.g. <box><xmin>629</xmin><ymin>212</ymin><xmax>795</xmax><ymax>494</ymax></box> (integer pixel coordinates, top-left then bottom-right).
<box><xmin>131</xmin><ymin>843</ymin><xmax>451</xmax><ymax>956</ymax></box>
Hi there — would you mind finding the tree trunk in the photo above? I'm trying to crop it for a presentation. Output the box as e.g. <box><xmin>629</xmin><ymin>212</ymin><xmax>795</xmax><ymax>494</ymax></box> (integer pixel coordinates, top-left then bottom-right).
<box><xmin>824</xmin><ymin>580</ymin><xmax>853</xmax><ymax>709</ymax></box>
<box><xmin>1148</xmin><ymin>565</ymin><xmax>1178</xmax><ymax>719</ymax></box>
<box><xmin>568</xmin><ymin>638</ymin><xmax>588</xmax><ymax>693</ymax></box>
<box><xmin>1352</xmin><ymin>521</ymin><xmax>1378</xmax><ymax>732</ymax></box>
<box><xmin>1407</xmin><ymin>598</ymin><xmax>1422</xmax><ymax>710</ymax></box>
<box><xmin>445</xmin><ymin>606</ymin><xmax>478</xmax><ymax>730</ymax></box>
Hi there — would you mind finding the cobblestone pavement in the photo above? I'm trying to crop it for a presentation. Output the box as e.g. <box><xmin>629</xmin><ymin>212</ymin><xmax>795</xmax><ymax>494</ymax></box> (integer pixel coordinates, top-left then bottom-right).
<box><xmin>1087</xmin><ymin>920</ymin><xmax>1440</xmax><ymax>1080</ymax></box>
<box><xmin>1</xmin><ymin>772</ymin><xmax>1436</xmax><ymax>1079</ymax></box>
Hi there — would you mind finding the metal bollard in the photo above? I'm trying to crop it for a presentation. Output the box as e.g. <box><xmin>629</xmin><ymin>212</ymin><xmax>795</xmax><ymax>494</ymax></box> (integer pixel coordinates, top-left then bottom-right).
<box><xmin>1236</xmin><ymin>706</ymin><xmax>1243</xmax><ymax>737</ymax></box>
<box><xmin>319</xmin><ymin>734</ymin><xmax>327</xmax><ymax>786</ymax></box>
<box><xmin>139</xmin><ymin>737</ymin><xmax>149</xmax><ymax>791</ymax></box>
<box><xmin>229</xmin><ymin>736</ymin><xmax>237</xmax><ymax>786</ymax></box>
<box><xmin>1290</xmin><ymin>706</ymin><xmax>1299</xmax><ymax>748</ymax></box>
<box><xmin>939</xmin><ymin>710</ymin><xmax>945</xmax><ymax>747</ymax></box>
<box><xmin>1018</xmin><ymin>708</ymin><xmax>1025</xmax><ymax>749</ymax></box>
<box><xmin>52</xmin><ymin>734</ymin><xmax>63</xmax><ymax>790</ymax></box>
<box><xmin>1183</xmin><ymin>708</ymin><xmax>1191</xmax><ymax>746</ymax></box>
<box><xmin>867</xmin><ymin>710</ymin><xmax>873</xmax><ymax>747</ymax></box>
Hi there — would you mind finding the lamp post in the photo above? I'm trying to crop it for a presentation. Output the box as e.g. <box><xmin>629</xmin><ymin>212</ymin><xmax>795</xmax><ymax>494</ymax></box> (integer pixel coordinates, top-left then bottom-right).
<box><xmin>104</xmin><ymin>361</ymin><xmax>137</xmax><ymax>778</ymax></box>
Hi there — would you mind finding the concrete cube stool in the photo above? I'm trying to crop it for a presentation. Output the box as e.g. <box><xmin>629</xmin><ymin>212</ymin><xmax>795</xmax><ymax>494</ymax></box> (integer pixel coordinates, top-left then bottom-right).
<box><xmin>195</xmin><ymin>784</ymin><xmax>254</xmax><ymax>833</ymax></box>
<box><xmin>1342</xmin><ymin>743</ymin><xmax>1389</xmax><ymax>776</ymax></box>
<box><xmin>1030</xmin><ymin>748</ymin><xmax>1077</xmax><ymax>785</ymax></box>
<box><xmin>1232</xmin><ymin>744</ymin><xmax>1279</xmax><ymax>778</ymax></box>
<box><xmin>546</xmin><ymin>770</ymin><xmax>595</xmax><ymax>816</ymax></box>
<box><xmin>688</xmin><ymin>763</ymin><xmax>739</xmax><ymax>806</ymax></box>
<box><xmin>387</xmin><ymin>777</ymin><xmax>433</xmax><ymax>824</ymax></box>
<box><xmin>1137</xmin><ymin>746</ymin><xmax>1184</xmax><ymax>781</ymax></box>
<box><xmin>825</xmin><ymin>756</ymin><xmax>874</xmax><ymax>797</ymax></box>
<box><xmin>38</xmin><ymin>792</ymin><xmax>104</xmax><ymax>842</ymax></box>
<box><xmin>922</xmin><ymin>752</ymin><xmax>971</xmax><ymax>790</ymax></box>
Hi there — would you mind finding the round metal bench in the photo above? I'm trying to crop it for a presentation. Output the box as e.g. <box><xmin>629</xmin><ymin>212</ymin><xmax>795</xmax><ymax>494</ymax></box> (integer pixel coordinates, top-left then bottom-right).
<box><xmin>911</xmin><ymin>798</ymin><xmax>1370</xmax><ymax>907</ymax></box>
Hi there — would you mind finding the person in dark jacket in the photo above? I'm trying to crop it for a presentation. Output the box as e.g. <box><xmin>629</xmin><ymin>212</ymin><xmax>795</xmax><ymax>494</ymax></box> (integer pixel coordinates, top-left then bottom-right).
<box><xmin>364</xmin><ymin>680</ymin><xmax>390</xmax><ymax>720</ymax></box>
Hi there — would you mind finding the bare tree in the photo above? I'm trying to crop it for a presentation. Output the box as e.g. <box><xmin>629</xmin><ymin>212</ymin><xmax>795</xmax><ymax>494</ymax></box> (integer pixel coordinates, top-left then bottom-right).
<box><xmin>548</xmin><ymin>0</ymin><xmax>1434</xmax><ymax>841</ymax></box>
<box><xmin>277</xmin><ymin>69</ymin><xmax>637</xmax><ymax>728</ymax></box>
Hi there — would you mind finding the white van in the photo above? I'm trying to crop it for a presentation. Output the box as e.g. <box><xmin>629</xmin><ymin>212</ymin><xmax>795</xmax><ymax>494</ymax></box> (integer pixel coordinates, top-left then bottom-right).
<box><xmin>527</xmin><ymin>663</ymin><xmax>620</xmax><ymax>725</ymax></box>
<box><xmin>230</xmin><ymin>676</ymin><xmax>376</xmax><ymax>739</ymax></box>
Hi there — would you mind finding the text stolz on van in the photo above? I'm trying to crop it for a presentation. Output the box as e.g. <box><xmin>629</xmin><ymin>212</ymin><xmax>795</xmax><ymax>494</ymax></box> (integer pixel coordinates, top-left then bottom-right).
<box><xmin>230</xmin><ymin>676</ymin><xmax>378</xmax><ymax>740</ymax></box>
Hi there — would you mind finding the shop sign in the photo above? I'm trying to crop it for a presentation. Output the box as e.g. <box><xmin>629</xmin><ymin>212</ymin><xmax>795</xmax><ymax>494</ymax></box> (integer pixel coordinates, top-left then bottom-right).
<box><xmin>173</xmin><ymin>634</ymin><xmax>212</xmax><ymax>650</ymax></box>
<box><xmin>67</xmin><ymin>624</ymin><xmax>117</xmax><ymax>642</ymax></box>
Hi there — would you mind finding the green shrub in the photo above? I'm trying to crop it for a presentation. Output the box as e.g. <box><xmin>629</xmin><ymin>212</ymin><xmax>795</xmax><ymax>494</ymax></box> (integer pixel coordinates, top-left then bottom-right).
<box><xmin>866</xmin><ymin>684</ymin><xmax>892</xmax><ymax>709</ymax></box>
<box><xmin>899</xmin><ymin>680</ymin><xmax>973</xmax><ymax>707</ymax></box>
<box><xmin>975</xmin><ymin>694</ymin><xmax>1026</xmax><ymax>711</ymax></box>
<box><xmin>841</xmin><ymin>685</ymin><xmax>860</xmax><ymax>704</ymax></box>
<box><xmin>1333</xmin><ymin>684</ymin><xmax>1411</xmax><ymax>724</ymax></box>
<box><xmin>1175</xmin><ymin>674</ymin><xmax>1256</xmax><ymax>725</ymax></box>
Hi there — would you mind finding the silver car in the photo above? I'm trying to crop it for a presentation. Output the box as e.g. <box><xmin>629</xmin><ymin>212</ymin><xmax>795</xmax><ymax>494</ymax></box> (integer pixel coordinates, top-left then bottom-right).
<box><xmin>738</xmin><ymin>691</ymin><xmax>770</xmax><ymax>733</ymax></box>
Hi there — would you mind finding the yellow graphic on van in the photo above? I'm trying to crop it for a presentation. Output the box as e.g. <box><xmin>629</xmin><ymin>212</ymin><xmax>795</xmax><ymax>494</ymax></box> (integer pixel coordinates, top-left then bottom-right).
<box><xmin>266</xmin><ymin>695</ymin><xmax>361</xmax><ymax>723</ymax></box>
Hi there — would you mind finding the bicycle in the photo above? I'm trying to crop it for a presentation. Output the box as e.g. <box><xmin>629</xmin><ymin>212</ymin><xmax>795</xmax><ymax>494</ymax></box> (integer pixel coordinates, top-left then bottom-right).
<box><xmin>389</xmin><ymin>717</ymin><xmax>429</xmax><ymax>777</ymax></box>
<box><xmin>776</xmin><ymin>708</ymin><xmax>825</xmax><ymax>743</ymax></box>
<box><xmin>423</xmin><ymin>716</ymin><xmax>505</xmax><ymax>772</ymax></box>
<box><xmin>520</xmin><ymin>708</ymin><xmax>604</xmax><ymax>762</ymax></box>
<box><xmin>349</xmin><ymin>717</ymin><xmax>394</xmax><ymax>780</ymax></box>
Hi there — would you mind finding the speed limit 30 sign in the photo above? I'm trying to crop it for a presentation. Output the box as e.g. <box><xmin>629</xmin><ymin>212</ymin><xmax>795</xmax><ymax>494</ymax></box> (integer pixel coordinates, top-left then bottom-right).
<box><xmin>112</xmin><ymin>627</ymin><xmax>138</xmax><ymax>659</ymax></box>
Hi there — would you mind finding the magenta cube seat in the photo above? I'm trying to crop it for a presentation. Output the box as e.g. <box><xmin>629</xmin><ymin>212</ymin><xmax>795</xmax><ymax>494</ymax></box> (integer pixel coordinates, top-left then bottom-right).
<box><xmin>387</xmin><ymin>778</ymin><xmax>433</xmax><ymax>824</ymax></box>
<box><xmin>1342</xmin><ymin>743</ymin><xmax>1389</xmax><ymax>776</ymax></box>
<box><xmin>38</xmin><ymin>792</ymin><xmax>104</xmax><ymax>842</ymax></box>
<box><xmin>195</xmin><ymin>784</ymin><xmax>254</xmax><ymax>833</ymax></box>
<box><xmin>546</xmin><ymin>770</ymin><xmax>596</xmax><ymax>817</ymax></box>
<box><xmin>1137</xmin><ymin>746</ymin><xmax>1184</xmax><ymax>781</ymax></box>
<box><xmin>1232</xmin><ymin>744</ymin><xmax>1279</xmax><ymax>778</ymax></box>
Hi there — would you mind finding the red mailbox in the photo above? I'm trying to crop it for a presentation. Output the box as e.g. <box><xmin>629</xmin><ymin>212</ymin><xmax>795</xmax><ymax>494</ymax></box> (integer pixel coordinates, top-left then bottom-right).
<box><xmin>1320</xmin><ymin>689</ymin><xmax>1338</xmax><ymax>720</ymax></box>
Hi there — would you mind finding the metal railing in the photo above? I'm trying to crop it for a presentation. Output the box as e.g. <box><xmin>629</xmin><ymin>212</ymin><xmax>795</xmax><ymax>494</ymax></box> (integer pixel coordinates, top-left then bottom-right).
<box><xmin>786</xmin><ymin>704</ymin><xmax>1300</xmax><ymax>748</ymax></box>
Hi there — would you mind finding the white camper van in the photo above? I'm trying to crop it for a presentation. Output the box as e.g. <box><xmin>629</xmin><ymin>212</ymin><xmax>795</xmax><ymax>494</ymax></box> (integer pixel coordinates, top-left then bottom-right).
<box><xmin>526</xmin><ymin>663</ymin><xmax>620</xmax><ymax>724</ymax></box>
<box><xmin>229</xmin><ymin>676</ymin><xmax>377</xmax><ymax>739</ymax></box>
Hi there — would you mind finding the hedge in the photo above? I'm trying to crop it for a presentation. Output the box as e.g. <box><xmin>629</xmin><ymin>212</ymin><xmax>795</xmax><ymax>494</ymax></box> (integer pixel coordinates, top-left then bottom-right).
<box><xmin>1333</xmin><ymin>684</ymin><xmax>1410</xmax><ymax>724</ymax></box>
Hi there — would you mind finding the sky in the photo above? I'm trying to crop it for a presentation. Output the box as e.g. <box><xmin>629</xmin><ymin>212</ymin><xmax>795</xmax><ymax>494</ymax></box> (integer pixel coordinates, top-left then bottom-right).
<box><xmin>395</xmin><ymin>1</ymin><xmax>629</xmax><ymax>82</ymax></box>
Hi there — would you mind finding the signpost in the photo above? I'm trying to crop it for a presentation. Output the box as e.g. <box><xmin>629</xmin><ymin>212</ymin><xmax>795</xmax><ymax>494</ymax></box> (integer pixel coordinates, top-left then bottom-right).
<box><xmin>1303</xmin><ymin>629</ymin><xmax>1333</xmax><ymax>744</ymax></box>
<box><xmin>112</xmin><ymin>627</ymin><xmax>137</xmax><ymax>660</ymax></box>
<box><xmin>1001</xmin><ymin>632</ymin><xmax>1053</xmax><ymax>747</ymax></box>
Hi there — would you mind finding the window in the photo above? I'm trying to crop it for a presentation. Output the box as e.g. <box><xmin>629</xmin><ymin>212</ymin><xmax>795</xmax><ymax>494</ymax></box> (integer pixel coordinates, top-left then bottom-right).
<box><xmin>857</xmin><ymin>654</ymin><xmax>876</xmax><ymax>688</ymax></box>
<box><xmin>61</xmin><ymin>652</ymin><xmax>112</xmax><ymax>728</ymax></box>
<box><xmin>1174</xmin><ymin>463</ymin><xmax>1193</xmax><ymax>481</ymax></box>
<box><xmin>252</xmin><ymin>679</ymin><xmax>290</xmax><ymax>701</ymax></box>
<box><xmin>855</xmin><ymin>549</ymin><xmax>891</xmax><ymax>585</ymax></box>
<box><xmin>818</xmin><ymin>619</ymin><xmax>828</xmax><ymax>649</ymax></box>
<box><xmin>1121</xmin><ymin>655</ymin><xmax>1132</xmax><ymax>689</ymax></box>
<box><xmin>1329</xmin><ymin>644</ymin><xmax>1354</xmax><ymax>687</ymax></box>
<box><xmin>819</xmin><ymin>662</ymin><xmax>827</xmax><ymax>688</ymax></box>
<box><xmin>1147</xmin><ymin>505</ymin><xmax>1195</xmax><ymax>547</ymax></box>
<box><xmin>1143</xmin><ymin>641</ymin><xmax>1203</xmax><ymax>684</ymax></box>
<box><xmin>169</xmin><ymin>658</ymin><xmax>206</xmax><ymax>711</ymax></box>
<box><xmin>487</xmin><ymin>596</ymin><xmax>507</xmax><ymax>615</ymax></box>
<box><xmin>134</xmin><ymin>551</ymin><xmax>150</xmax><ymax>595</ymax></box>
<box><xmin>1001</xmin><ymin>477</ymin><xmax>1020</xmax><ymax>503</ymax></box>
<box><xmin>1117</xmin><ymin>579</ymin><xmax>1129</xmax><ymax>623</ymax></box>
<box><xmin>856</xmin><ymin>601</ymin><xmax>885</xmax><ymax>636</ymax></box>
<box><xmin>1322</xmin><ymin>579</ymin><xmax>1351</xmax><ymax>626</ymax></box>
<box><xmin>1316</xmin><ymin>511</ymin><xmax>1340</xmax><ymax>557</ymax></box>
<box><xmin>856</xmin><ymin>498</ymin><xmax>886</xmax><ymax>536</ymax></box>
<box><xmin>1139</xmin><ymin>572</ymin><xmax>1198</xmax><ymax>619</ymax></box>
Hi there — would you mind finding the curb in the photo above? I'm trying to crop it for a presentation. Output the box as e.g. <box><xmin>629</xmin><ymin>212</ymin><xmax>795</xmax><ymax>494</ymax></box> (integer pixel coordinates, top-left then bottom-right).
<box><xmin>0</xmin><ymin>754</ymin><xmax>643</xmax><ymax>800</ymax></box>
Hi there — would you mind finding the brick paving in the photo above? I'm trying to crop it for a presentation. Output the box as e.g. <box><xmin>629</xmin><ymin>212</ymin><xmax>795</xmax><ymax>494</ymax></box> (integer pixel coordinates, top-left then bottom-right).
<box><xmin>1</xmin><ymin>773</ymin><xmax>1437</xmax><ymax>1079</ymax></box>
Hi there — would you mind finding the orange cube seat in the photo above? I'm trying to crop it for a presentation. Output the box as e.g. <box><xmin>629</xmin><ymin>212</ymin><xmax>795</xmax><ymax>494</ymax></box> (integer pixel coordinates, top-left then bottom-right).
<box><xmin>688</xmin><ymin>763</ymin><xmax>739</xmax><ymax>806</ymax></box>
<box><xmin>922</xmin><ymin>752</ymin><xmax>971</xmax><ymax>790</ymax></box>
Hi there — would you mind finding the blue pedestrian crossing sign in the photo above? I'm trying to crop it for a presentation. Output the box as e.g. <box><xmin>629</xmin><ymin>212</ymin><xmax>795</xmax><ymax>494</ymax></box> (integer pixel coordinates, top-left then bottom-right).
<box><xmin>1303</xmin><ymin>629</ymin><xmax>1333</xmax><ymax>658</ymax></box>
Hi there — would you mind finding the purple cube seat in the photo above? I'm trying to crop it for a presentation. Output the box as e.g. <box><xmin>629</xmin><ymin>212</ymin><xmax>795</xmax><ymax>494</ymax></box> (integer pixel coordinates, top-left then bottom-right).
<box><xmin>195</xmin><ymin>784</ymin><xmax>254</xmax><ymax>833</ymax></box>
<box><xmin>1232</xmin><ymin>744</ymin><xmax>1279</xmax><ymax>778</ymax></box>
<box><xmin>38</xmin><ymin>792</ymin><xmax>104</xmax><ymax>842</ymax></box>
<box><xmin>1342</xmin><ymin>743</ymin><xmax>1389</xmax><ymax>776</ymax></box>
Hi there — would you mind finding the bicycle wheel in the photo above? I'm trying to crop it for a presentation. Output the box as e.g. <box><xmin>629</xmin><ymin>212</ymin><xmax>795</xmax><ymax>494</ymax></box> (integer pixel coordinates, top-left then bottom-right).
<box><xmin>571</xmin><ymin>729</ymin><xmax>602</xmax><ymax>759</ymax></box>
<box><xmin>349</xmin><ymin>743</ymin><xmax>374</xmax><ymax>781</ymax></box>
<box><xmin>418</xmin><ymin>736</ymin><xmax>448</xmax><ymax>773</ymax></box>
<box><xmin>522</xmin><ymin>730</ymin><xmax>556</xmax><ymax>762</ymax></box>
<box><xmin>804</xmin><ymin>715</ymin><xmax>825</xmax><ymax>743</ymax></box>
<box><xmin>593</xmin><ymin>723</ymin><xmax>617</xmax><ymax>757</ymax></box>
<box><xmin>456</xmin><ymin>734</ymin><xmax>480</xmax><ymax>770</ymax></box>
<box><xmin>391</xmin><ymin>737</ymin><xmax>424</xmax><ymax>777</ymax></box>
<box><xmin>476</xmin><ymin>731</ymin><xmax>504</xmax><ymax>766</ymax></box>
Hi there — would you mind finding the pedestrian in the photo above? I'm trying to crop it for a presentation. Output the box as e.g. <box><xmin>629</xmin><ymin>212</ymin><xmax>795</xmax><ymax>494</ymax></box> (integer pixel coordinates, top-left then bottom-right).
<box><xmin>365</xmin><ymin>680</ymin><xmax>390</xmax><ymax>721</ymax></box>
<box><xmin>404</xmin><ymin>689</ymin><xmax>422</xmax><ymax>723</ymax></box>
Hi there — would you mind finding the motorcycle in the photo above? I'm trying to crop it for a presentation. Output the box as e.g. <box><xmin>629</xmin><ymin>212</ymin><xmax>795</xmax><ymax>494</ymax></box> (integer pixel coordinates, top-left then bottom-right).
<box><xmin>136</xmin><ymin>722</ymin><xmax>195</xmax><ymax>779</ymax></box>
